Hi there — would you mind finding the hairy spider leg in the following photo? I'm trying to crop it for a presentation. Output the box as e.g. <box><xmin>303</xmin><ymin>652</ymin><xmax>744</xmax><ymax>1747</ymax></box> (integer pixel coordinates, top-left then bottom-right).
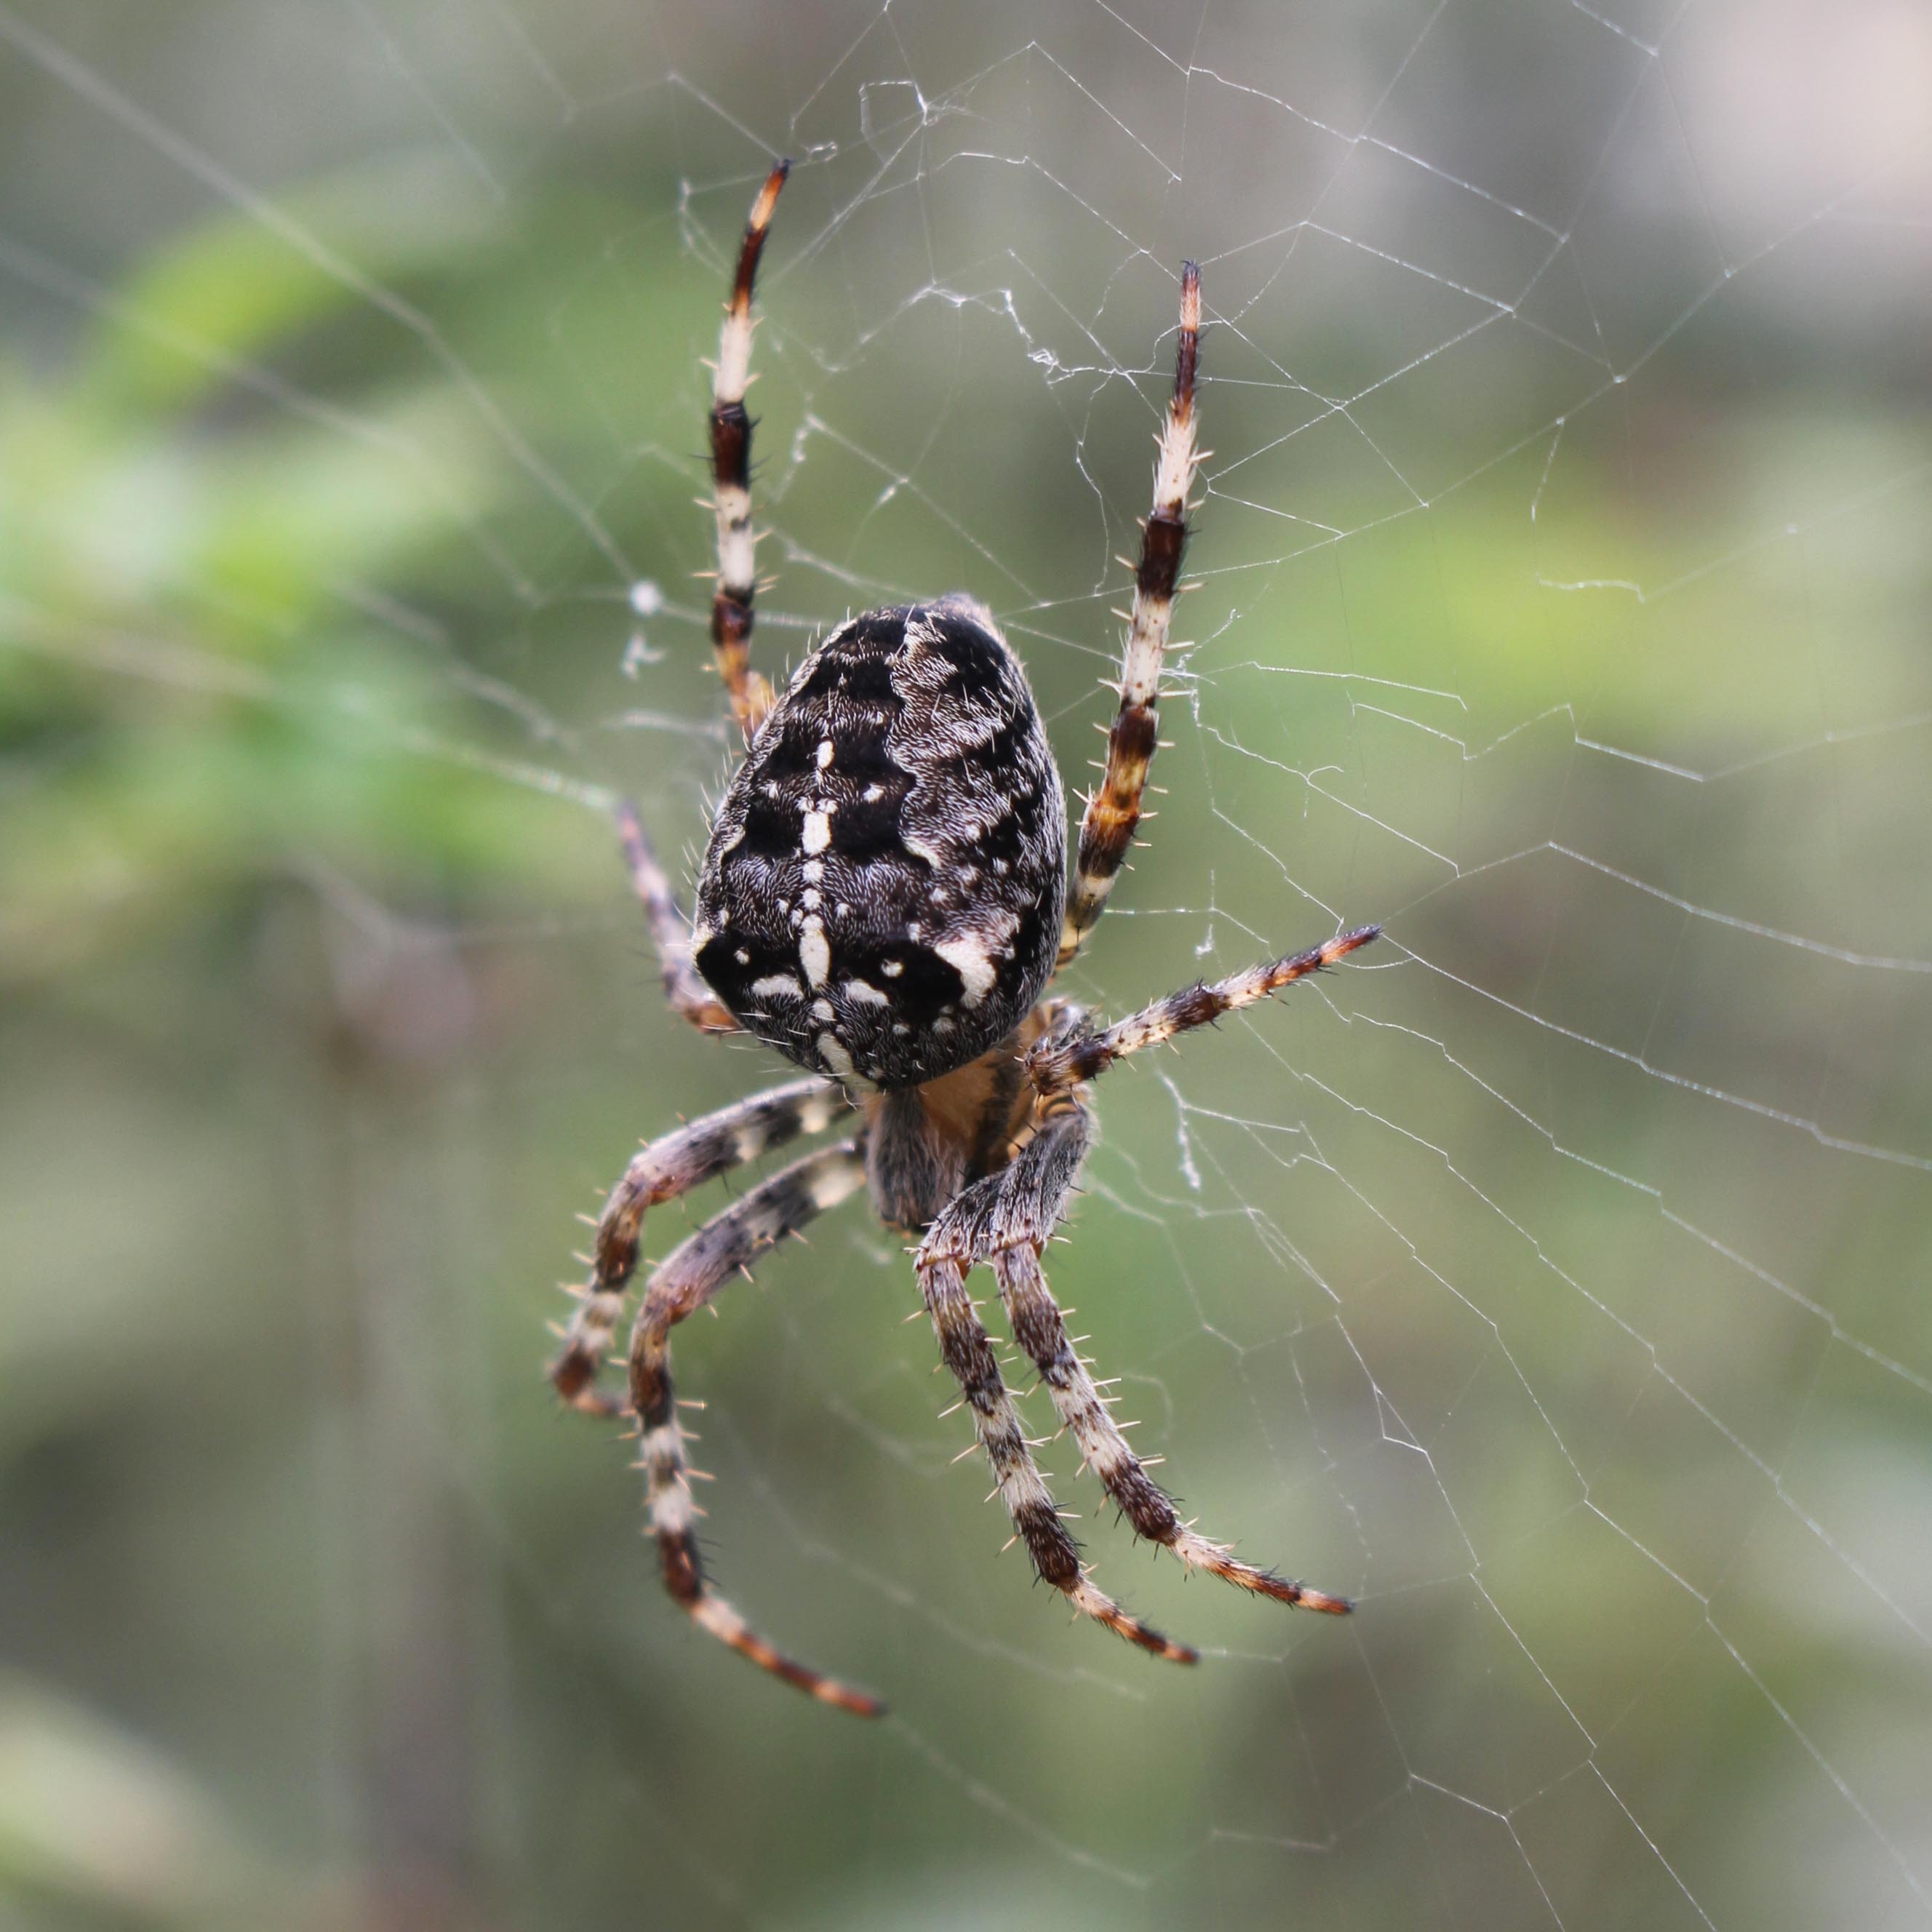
<box><xmin>1029</xmin><ymin>925</ymin><xmax>1382</xmax><ymax>1095</ymax></box>
<box><xmin>551</xmin><ymin>1074</ymin><xmax>849</xmax><ymax>1413</ymax></box>
<box><xmin>630</xmin><ymin>1139</ymin><xmax>883</xmax><ymax>1716</ymax></box>
<box><xmin>993</xmin><ymin>1105</ymin><xmax>1352</xmax><ymax>1612</ymax></box>
<box><xmin>1058</xmin><ymin>261</ymin><xmax>1202</xmax><ymax>973</ymax></box>
<box><xmin>916</xmin><ymin>1119</ymin><xmax>1197</xmax><ymax>1665</ymax></box>
<box><xmin>708</xmin><ymin>160</ymin><xmax>789</xmax><ymax>742</ymax></box>
<box><xmin>615</xmin><ymin>799</ymin><xmax>740</xmax><ymax>1036</ymax></box>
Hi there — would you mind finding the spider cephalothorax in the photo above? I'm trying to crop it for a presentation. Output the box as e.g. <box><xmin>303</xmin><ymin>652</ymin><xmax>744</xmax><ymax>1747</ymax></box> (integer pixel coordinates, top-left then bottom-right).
<box><xmin>548</xmin><ymin>159</ymin><xmax>1378</xmax><ymax>1716</ymax></box>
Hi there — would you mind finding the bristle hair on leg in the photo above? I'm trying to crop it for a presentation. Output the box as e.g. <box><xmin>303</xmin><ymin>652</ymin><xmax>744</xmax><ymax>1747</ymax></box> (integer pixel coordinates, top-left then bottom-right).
<box><xmin>707</xmin><ymin>161</ymin><xmax>791</xmax><ymax>740</ymax></box>
<box><xmin>627</xmin><ymin>1140</ymin><xmax>883</xmax><ymax>1716</ymax></box>
<box><xmin>1058</xmin><ymin>260</ymin><xmax>1203</xmax><ymax>973</ymax></box>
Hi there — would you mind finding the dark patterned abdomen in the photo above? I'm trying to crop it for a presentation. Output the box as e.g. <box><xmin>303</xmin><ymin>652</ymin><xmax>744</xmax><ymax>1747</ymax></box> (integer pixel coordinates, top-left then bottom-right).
<box><xmin>693</xmin><ymin>597</ymin><xmax>1065</xmax><ymax>1090</ymax></box>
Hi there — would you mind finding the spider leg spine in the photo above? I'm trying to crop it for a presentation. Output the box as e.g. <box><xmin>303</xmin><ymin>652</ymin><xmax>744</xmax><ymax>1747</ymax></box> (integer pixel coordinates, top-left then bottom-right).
<box><xmin>708</xmin><ymin>160</ymin><xmax>789</xmax><ymax>741</ymax></box>
<box><xmin>1000</xmin><ymin>1231</ymin><xmax>1352</xmax><ymax>1616</ymax></box>
<box><xmin>1058</xmin><ymin>263</ymin><xmax>1202</xmax><ymax>973</ymax></box>
<box><xmin>549</xmin><ymin>1074</ymin><xmax>847</xmax><ymax>1411</ymax></box>
<box><xmin>949</xmin><ymin>1099</ymin><xmax>1354</xmax><ymax>1621</ymax></box>
<box><xmin>1028</xmin><ymin>924</ymin><xmax>1381</xmax><ymax>1093</ymax></box>
<box><xmin>633</xmin><ymin>1139</ymin><xmax>884</xmax><ymax>1717</ymax></box>
<box><xmin>615</xmin><ymin>800</ymin><xmax>738</xmax><ymax>1035</ymax></box>
<box><xmin>917</xmin><ymin>1216</ymin><xmax>1196</xmax><ymax>1667</ymax></box>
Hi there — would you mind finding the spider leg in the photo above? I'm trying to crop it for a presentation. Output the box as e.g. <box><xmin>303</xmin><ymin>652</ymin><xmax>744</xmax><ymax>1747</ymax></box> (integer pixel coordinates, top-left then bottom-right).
<box><xmin>1002</xmin><ymin>1239</ymin><xmax>1349</xmax><ymax>1612</ymax></box>
<box><xmin>994</xmin><ymin>1111</ymin><xmax>1350</xmax><ymax>1612</ymax></box>
<box><xmin>1057</xmin><ymin>262</ymin><xmax>1202</xmax><ymax>974</ymax></box>
<box><xmin>707</xmin><ymin>160</ymin><xmax>789</xmax><ymax>743</ymax></box>
<box><xmin>1028</xmin><ymin>925</ymin><xmax>1381</xmax><ymax>1095</ymax></box>
<box><xmin>615</xmin><ymin>799</ymin><xmax>738</xmax><ymax>1035</ymax></box>
<box><xmin>916</xmin><ymin>1126</ymin><xmax>1197</xmax><ymax>1666</ymax></box>
<box><xmin>630</xmin><ymin>1138</ymin><xmax>883</xmax><ymax>1717</ymax></box>
<box><xmin>550</xmin><ymin>1074</ymin><xmax>848</xmax><ymax>1413</ymax></box>
<box><xmin>955</xmin><ymin>1101</ymin><xmax>1353</xmax><ymax>1616</ymax></box>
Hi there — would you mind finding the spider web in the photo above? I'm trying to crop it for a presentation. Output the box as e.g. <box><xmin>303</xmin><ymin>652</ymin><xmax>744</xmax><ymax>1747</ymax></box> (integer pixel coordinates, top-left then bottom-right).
<box><xmin>3</xmin><ymin>1</ymin><xmax>1931</xmax><ymax>1928</ymax></box>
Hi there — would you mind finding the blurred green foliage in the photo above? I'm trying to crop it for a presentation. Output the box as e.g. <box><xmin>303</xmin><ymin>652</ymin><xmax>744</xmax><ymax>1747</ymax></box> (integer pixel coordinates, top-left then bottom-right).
<box><xmin>0</xmin><ymin>164</ymin><xmax>581</xmax><ymax>986</ymax></box>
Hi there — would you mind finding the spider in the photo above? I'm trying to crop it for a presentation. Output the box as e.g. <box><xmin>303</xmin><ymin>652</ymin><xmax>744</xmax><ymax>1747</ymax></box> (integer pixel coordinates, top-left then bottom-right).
<box><xmin>549</xmin><ymin>160</ymin><xmax>1379</xmax><ymax>1716</ymax></box>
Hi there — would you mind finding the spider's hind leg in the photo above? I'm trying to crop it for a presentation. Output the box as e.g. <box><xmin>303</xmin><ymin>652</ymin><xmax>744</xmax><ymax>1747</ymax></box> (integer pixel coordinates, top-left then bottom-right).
<box><xmin>706</xmin><ymin>161</ymin><xmax>788</xmax><ymax>742</ymax></box>
<box><xmin>615</xmin><ymin>800</ymin><xmax>741</xmax><ymax>1036</ymax></box>
<box><xmin>1057</xmin><ymin>261</ymin><xmax>1202</xmax><ymax>974</ymax></box>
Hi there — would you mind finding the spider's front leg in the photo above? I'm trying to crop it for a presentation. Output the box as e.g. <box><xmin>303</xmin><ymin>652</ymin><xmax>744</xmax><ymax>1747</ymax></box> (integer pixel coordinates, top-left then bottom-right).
<box><xmin>628</xmin><ymin>1139</ymin><xmax>882</xmax><ymax>1716</ymax></box>
<box><xmin>917</xmin><ymin>1228</ymin><xmax>1197</xmax><ymax>1666</ymax></box>
<box><xmin>551</xmin><ymin>1074</ymin><xmax>848</xmax><ymax>1413</ymax></box>
<box><xmin>916</xmin><ymin>1106</ymin><xmax>1198</xmax><ymax>1664</ymax></box>
<box><xmin>996</xmin><ymin>1108</ymin><xmax>1351</xmax><ymax>1615</ymax></box>
<box><xmin>923</xmin><ymin>1095</ymin><xmax>1353</xmax><ymax>1643</ymax></box>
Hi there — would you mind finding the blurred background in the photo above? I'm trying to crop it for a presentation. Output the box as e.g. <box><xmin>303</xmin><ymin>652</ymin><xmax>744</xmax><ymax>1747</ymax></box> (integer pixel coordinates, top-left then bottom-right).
<box><xmin>3</xmin><ymin>1</ymin><xmax>1930</xmax><ymax>1926</ymax></box>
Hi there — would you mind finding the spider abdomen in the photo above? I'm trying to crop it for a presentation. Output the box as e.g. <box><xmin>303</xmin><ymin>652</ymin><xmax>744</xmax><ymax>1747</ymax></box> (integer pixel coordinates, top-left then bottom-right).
<box><xmin>693</xmin><ymin>596</ymin><xmax>1064</xmax><ymax>1090</ymax></box>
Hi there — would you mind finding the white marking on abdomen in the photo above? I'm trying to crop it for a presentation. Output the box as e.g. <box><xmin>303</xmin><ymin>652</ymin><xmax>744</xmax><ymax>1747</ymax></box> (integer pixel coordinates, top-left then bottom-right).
<box><xmin>799</xmin><ymin>917</ymin><xmax>831</xmax><ymax>987</ymax></box>
<box><xmin>933</xmin><ymin>935</ymin><xmax>999</xmax><ymax>1007</ymax></box>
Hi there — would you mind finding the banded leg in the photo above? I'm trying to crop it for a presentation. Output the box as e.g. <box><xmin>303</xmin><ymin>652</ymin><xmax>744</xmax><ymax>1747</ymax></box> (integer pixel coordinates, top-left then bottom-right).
<box><xmin>1028</xmin><ymin>925</ymin><xmax>1381</xmax><ymax>1095</ymax></box>
<box><xmin>550</xmin><ymin>1074</ymin><xmax>847</xmax><ymax>1413</ymax></box>
<box><xmin>1058</xmin><ymin>261</ymin><xmax>1202</xmax><ymax>973</ymax></box>
<box><xmin>915</xmin><ymin>1128</ymin><xmax>1190</xmax><ymax>1669</ymax></box>
<box><xmin>617</xmin><ymin>800</ymin><xmax>738</xmax><ymax>1035</ymax></box>
<box><xmin>917</xmin><ymin>1251</ymin><xmax>1194</xmax><ymax>1664</ymax></box>
<box><xmin>631</xmin><ymin>1139</ymin><xmax>882</xmax><ymax>1716</ymax></box>
<box><xmin>706</xmin><ymin>159</ymin><xmax>789</xmax><ymax>743</ymax></box>
<box><xmin>968</xmin><ymin>1105</ymin><xmax>1352</xmax><ymax>1613</ymax></box>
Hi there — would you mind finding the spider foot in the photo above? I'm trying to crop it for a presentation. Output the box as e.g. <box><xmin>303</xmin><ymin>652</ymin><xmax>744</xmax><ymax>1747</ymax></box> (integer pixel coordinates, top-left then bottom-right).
<box><xmin>1069</xmin><ymin>1570</ymin><xmax>1197</xmax><ymax>1665</ymax></box>
<box><xmin>686</xmin><ymin>1586</ymin><xmax>885</xmax><ymax>1718</ymax></box>
<box><xmin>1169</xmin><ymin>1524</ymin><xmax>1352</xmax><ymax>1614</ymax></box>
